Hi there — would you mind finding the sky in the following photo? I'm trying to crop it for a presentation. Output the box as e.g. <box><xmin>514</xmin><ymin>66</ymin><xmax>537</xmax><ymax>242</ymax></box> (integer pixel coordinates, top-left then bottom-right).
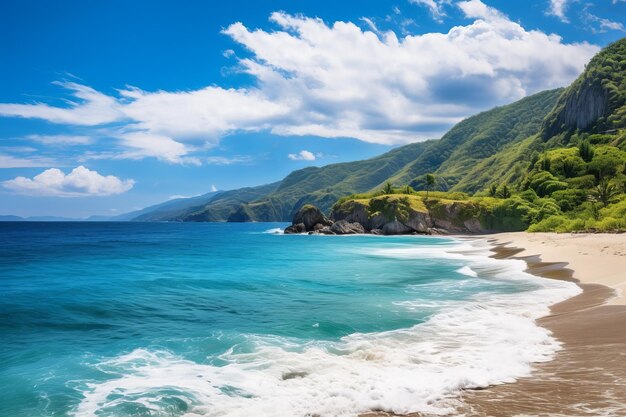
<box><xmin>0</xmin><ymin>0</ymin><xmax>624</xmax><ymax>217</ymax></box>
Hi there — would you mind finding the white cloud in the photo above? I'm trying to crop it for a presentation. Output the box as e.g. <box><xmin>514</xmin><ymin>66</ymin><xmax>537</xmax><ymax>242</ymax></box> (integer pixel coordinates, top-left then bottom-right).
<box><xmin>211</xmin><ymin>184</ymin><xmax>218</xmax><ymax>192</ymax></box>
<box><xmin>547</xmin><ymin>0</ymin><xmax>570</xmax><ymax>22</ymax></box>
<box><xmin>205</xmin><ymin>155</ymin><xmax>253</xmax><ymax>165</ymax></box>
<box><xmin>0</xmin><ymin>82</ymin><xmax>124</xmax><ymax>125</ymax></box>
<box><xmin>288</xmin><ymin>150</ymin><xmax>316</xmax><ymax>161</ymax></box>
<box><xmin>0</xmin><ymin>1</ymin><xmax>599</xmax><ymax>155</ymax></box>
<box><xmin>409</xmin><ymin>0</ymin><xmax>449</xmax><ymax>22</ymax></box>
<box><xmin>0</xmin><ymin>154</ymin><xmax>57</xmax><ymax>168</ymax></box>
<box><xmin>2</xmin><ymin>166</ymin><xmax>134</xmax><ymax>197</ymax></box>
<box><xmin>168</xmin><ymin>194</ymin><xmax>201</xmax><ymax>200</ymax></box>
<box><xmin>26</xmin><ymin>134</ymin><xmax>93</xmax><ymax>145</ymax></box>
<box><xmin>582</xmin><ymin>7</ymin><xmax>626</xmax><ymax>33</ymax></box>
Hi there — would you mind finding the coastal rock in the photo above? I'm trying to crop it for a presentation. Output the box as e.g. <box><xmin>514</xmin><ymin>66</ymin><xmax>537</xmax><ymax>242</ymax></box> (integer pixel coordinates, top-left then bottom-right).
<box><xmin>319</xmin><ymin>226</ymin><xmax>336</xmax><ymax>235</ymax></box>
<box><xmin>382</xmin><ymin>221</ymin><xmax>414</xmax><ymax>235</ymax></box>
<box><xmin>330</xmin><ymin>201</ymin><xmax>369</xmax><ymax>226</ymax></box>
<box><xmin>293</xmin><ymin>205</ymin><xmax>333</xmax><ymax>232</ymax></box>
<box><xmin>403</xmin><ymin>211</ymin><xmax>433</xmax><ymax>233</ymax></box>
<box><xmin>330</xmin><ymin>220</ymin><xmax>365</xmax><ymax>235</ymax></box>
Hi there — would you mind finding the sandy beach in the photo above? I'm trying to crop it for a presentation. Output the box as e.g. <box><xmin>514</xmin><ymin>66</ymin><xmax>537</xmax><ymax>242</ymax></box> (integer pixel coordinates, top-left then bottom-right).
<box><xmin>490</xmin><ymin>232</ymin><xmax>626</xmax><ymax>305</ymax></box>
<box><xmin>363</xmin><ymin>232</ymin><xmax>626</xmax><ymax>417</ymax></box>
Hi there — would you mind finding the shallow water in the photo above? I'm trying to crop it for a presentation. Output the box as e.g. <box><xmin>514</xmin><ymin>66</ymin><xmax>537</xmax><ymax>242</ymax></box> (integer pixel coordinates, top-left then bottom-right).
<box><xmin>0</xmin><ymin>222</ymin><xmax>580</xmax><ymax>416</ymax></box>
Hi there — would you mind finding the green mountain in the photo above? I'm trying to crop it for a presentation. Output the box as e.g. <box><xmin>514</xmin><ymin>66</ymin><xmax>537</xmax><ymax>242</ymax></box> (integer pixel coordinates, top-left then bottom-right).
<box><xmin>127</xmin><ymin>38</ymin><xmax>626</xmax><ymax>225</ymax></box>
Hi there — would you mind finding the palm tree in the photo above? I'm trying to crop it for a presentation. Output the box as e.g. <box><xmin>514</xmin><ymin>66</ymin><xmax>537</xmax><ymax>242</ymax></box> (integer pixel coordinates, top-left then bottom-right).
<box><xmin>591</xmin><ymin>178</ymin><xmax>621</xmax><ymax>207</ymax></box>
<box><xmin>382</xmin><ymin>181</ymin><xmax>394</xmax><ymax>195</ymax></box>
<box><xmin>488</xmin><ymin>183</ymin><xmax>498</xmax><ymax>197</ymax></box>
<box><xmin>497</xmin><ymin>184</ymin><xmax>512</xmax><ymax>199</ymax></box>
<box><xmin>425</xmin><ymin>173</ymin><xmax>435</xmax><ymax>200</ymax></box>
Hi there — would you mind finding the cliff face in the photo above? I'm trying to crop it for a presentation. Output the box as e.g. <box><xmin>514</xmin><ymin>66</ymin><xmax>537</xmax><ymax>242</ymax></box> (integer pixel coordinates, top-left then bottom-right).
<box><xmin>543</xmin><ymin>81</ymin><xmax>608</xmax><ymax>138</ymax></box>
<box><xmin>542</xmin><ymin>38</ymin><xmax>626</xmax><ymax>139</ymax></box>
<box><xmin>329</xmin><ymin>195</ymin><xmax>497</xmax><ymax>235</ymax></box>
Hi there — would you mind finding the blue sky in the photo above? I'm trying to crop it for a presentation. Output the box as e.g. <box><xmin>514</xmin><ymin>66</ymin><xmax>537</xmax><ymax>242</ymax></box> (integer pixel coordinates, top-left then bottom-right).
<box><xmin>0</xmin><ymin>0</ymin><xmax>624</xmax><ymax>217</ymax></box>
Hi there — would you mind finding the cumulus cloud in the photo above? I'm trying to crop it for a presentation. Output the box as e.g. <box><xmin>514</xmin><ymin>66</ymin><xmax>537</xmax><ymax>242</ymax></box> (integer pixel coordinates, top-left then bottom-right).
<box><xmin>2</xmin><ymin>166</ymin><xmax>134</xmax><ymax>197</ymax></box>
<box><xmin>288</xmin><ymin>150</ymin><xmax>316</xmax><ymax>161</ymax></box>
<box><xmin>0</xmin><ymin>1</ymin><xmax>599</xmax><ymax>160</ymax></box>
<box><xmin>548</xmin><ymin>0</ymin><xmax>570</xmax><ymax>22</ymax></box>
<box><xmin>211</xmin><ymin>184</ymin><xmax>218</xmax><ymax>192</ymax></box>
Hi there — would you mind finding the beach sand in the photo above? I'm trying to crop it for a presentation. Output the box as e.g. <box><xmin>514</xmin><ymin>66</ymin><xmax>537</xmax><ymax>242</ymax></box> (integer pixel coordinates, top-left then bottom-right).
<box><xmin>362</xmin><ymin>232</ymin><xmax>626</xmax><ymax>417</ymax></box>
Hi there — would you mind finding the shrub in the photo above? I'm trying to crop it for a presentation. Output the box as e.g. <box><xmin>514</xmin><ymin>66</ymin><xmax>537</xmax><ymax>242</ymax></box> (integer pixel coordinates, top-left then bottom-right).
<box><xmin>551</xmin><ymin>189</ymin><xmax>587</xmax><ymax>211</ymax></box>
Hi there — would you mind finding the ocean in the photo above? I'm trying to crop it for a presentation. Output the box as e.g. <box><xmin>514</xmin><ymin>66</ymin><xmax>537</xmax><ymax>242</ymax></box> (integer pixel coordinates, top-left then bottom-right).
<box><xmin>0</xmin><ymin>222</ymin><xmax>580</xmax><ymax>417</ymax></box>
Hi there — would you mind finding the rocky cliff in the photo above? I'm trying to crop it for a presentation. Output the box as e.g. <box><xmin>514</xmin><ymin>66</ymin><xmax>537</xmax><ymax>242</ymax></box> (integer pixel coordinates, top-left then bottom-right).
<box><xmin>285</xmin><ymin>196</ymin><xmax>497</xmax><ymax>235</ymax></box>
<box><xmin>542</xmin><ymin>38</ymin><xmax>626</xmax><ymax>139</ymax></box>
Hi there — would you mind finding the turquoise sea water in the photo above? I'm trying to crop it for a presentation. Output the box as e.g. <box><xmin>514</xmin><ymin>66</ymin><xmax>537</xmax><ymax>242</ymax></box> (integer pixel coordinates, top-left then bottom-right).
<box><xmin>0</xmin><ymin>222</ymin><xmax>580</xmax><ymax>417</ymax></box>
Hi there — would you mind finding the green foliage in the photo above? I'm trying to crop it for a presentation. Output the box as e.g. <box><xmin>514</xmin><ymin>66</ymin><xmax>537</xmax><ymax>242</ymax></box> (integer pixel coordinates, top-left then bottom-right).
<box><xmin>496</xmin><ymin>184</ymin><xmax>512</xmax><ymax>198</ymax></box>
<box><xmin>579</xmin><ymin>140</ymin><xmax>594</xmax><ymax>163</ymax></box>
<box><xmin>551</xmin><ymin>189</ymin><xmax>587</xmax><ymax>211</ymax></box>
<box><xmin>382</xmin><ymin>182</ymin><xmax>394</xmax><ymax>195</ymax></box>
<box><xmin>587</xmin><ymin>145</ymin><xmax>626</xmax><ymax>180</ymax></box>
<box><xmin>488</xmin><ymin>183</ymin><xmax>498</xmax><ymax>197</ymax></box>
<box><xmin>525</xmin><ymin>171</ymin><xmax>568</xmax><ymax>197</ymax></box>
<box><xmin>591</xmin><ymin>178</ymin><xmax>623</xmax><ymax>206</ymax></box>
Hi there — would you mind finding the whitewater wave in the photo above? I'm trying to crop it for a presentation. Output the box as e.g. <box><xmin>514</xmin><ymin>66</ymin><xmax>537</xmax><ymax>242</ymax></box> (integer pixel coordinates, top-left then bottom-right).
<box><xmin>72</xmin><ymin>239</ymin><xmax>581</xmax><ymax>417</ymax></box>
<box><xmin>262</xmin><ymin>227</ymin><xmax>284</xmax><ymax>234</ymax></box>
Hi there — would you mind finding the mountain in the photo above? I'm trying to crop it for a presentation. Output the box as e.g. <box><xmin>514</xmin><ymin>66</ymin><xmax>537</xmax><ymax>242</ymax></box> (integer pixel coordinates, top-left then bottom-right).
<box><xmin>114</xmin><ymin>190</ymin><xmax>222</xmax><ymax>222</ymax></box>
<box><xmin>130</xmin><ymin>38</ymin><xmax>625</xmax><ymax>224</ymax></box>
<box><xmin>0</xmin><ymin>215</ymin><xmax>24</xmax><ymax>221</ymax></box>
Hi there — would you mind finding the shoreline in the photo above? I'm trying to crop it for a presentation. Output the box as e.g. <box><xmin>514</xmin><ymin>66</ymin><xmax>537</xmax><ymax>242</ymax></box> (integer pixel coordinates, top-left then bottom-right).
<box><xmin>362</xmin><ymin>232</ymin><xmax>626</xmax><ymax>417</ymax></box>
<box><xmin>459</xmin><ymin>232</ymin><xmax>626</xmax><ymax>416</ymax></box>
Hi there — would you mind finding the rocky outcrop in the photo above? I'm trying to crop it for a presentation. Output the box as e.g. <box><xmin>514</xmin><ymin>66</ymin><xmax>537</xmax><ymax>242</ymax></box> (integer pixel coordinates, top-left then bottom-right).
<box><xmin>286</xmin><ymin>198</ymin><xmax>494</xmax><ymax>236</ymax></box>
<box><xmin>286</xmin><ymin>205</ymin><xmax>333</xmax><ymax>233</ymax></box>
<box><xmin>382</xmin><ymin>221</ymin><xmax>414</xmax><ymax>235</ymax></box>
<box><xmin>284</xmin><ymin>223</ymin><xmax>307</xmax><ymax>234</ymax></box>
<box><xmin>330</xmin><ymin>220</ymin><xmax>365</xmax><ymax>234</ymax></box>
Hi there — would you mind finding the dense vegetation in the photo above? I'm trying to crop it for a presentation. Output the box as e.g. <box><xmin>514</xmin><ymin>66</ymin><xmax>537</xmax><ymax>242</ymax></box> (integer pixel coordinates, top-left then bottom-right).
<box><xmin>130</xmin><ymin>38</ymin><xmax>626</xmax><ymax>232</ymax></box>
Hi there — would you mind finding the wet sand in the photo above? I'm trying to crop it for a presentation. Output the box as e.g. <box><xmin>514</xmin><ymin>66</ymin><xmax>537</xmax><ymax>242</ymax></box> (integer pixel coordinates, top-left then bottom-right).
<box><xmin>362</xmin><ymin>233</ymin><xmax>626</xmax><ymax>417</ymax></box>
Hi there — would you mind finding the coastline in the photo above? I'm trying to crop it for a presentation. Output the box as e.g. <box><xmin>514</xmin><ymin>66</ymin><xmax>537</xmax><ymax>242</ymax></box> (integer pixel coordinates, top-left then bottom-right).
<box><xmin>363</xmin><ymin>232</ymin><xmax>626</xmax><ymax>417</ymax></box>
<box><xmin>459</xmin><ymin>232</ymin><xmax>626</xmax><ymax>417</ymax></box>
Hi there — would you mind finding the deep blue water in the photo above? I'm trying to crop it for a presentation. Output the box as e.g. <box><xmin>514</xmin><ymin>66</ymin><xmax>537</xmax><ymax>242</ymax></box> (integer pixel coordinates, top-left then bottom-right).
<box><xmin>0</xmin><ymin>222</ymin><xmax>577</xmax><ymax>417</ymax></box>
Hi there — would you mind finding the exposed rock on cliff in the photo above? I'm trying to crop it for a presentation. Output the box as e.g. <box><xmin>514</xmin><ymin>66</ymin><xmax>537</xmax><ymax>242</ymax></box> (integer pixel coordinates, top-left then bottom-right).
<box><xmin>542</xmin><ymin>38</ymin><xmax>626</xmax><ymax>138</ymax></box>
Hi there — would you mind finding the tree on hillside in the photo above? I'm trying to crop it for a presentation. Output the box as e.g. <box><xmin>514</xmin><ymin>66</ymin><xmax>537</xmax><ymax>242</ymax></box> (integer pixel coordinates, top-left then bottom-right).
<box><xmin>382</xmin><ymin>182</ymin><xmax>394</xmax><ymax>195</ymax></box>
<box><xmin>497</xmin><ymin>184</ymin><xmax>512</xmax><ymax>199</ymax></box>
<box><xmin>488</xmin><ymin>183</ymin><xmax>498</xmax><ymax>197</ymax></box>
<box><xmin>591</xmin><ymin>178</ymin><xmax>622</xmax><ymax>207</ymax></box>
<box><xmin>579</xmin><ymin>140</ymin><xmax>594</xmax><ymax>163</ymax></box>
<box><xmin>425</xmin><ymin>174</ymin><xmax>435</xmax><ymax>200</ymax></box>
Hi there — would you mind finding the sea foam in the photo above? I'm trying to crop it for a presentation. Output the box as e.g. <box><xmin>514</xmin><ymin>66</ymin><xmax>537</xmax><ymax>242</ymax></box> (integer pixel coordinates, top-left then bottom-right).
<box><xmin>73</xmin><ymin>239</ymin><xmax>581</xmax><ymax>417</ymax></box>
